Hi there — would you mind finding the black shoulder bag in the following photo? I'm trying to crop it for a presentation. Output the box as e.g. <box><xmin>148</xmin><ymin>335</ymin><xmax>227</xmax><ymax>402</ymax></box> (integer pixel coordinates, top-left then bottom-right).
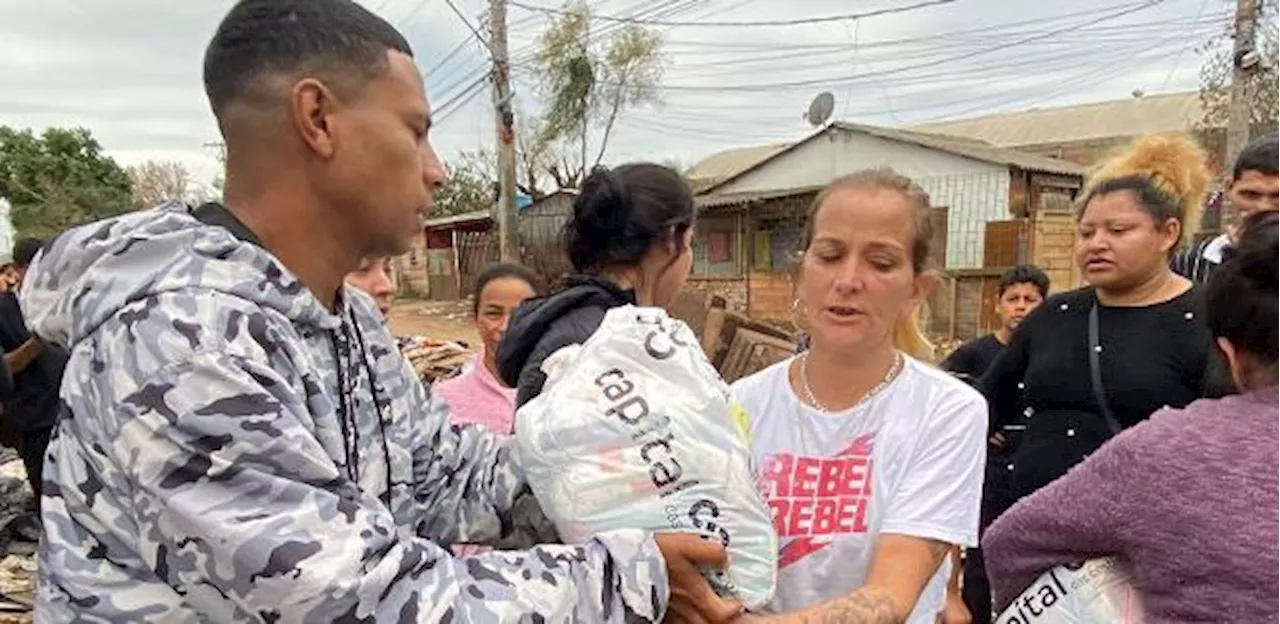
<box><xmin>1087</xmin><ymin>302</ymin><xmax>1124</xmax><ymax>436</ymax></box>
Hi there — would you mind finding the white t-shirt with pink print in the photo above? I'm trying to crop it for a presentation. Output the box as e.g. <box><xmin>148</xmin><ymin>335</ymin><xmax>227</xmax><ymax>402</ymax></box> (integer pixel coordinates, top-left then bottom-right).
<box><xmin>731</xmin><ymin>355</ymin><xmax>987</xmax><ymax>621</ymax></box>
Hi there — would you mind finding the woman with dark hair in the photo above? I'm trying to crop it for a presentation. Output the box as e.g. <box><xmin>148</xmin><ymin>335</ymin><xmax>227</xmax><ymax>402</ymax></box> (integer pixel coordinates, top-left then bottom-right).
<box><xmin>434</xmin><ymin>263</ymin><xmax>540</xmax><ymax>434</ymax></box>
<box><xmin>979</xmin><ymin>134</ymin><xmax>1222</xmax><ymax>505</ymax></box>
<box><xmin>984</xmin><ymin>209</ymin><xmax>1278</xmax><ymax>622</ymax></box>
<box><xmin>496</xmin><ymin>163</ymin><xmax>696</xmax><ymax>408</ymax></box>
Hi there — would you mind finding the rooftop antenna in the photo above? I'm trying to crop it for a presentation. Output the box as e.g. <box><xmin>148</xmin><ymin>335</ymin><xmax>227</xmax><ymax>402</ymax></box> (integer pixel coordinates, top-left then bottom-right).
<box><xmin>806</xmin><ymin>92</ymin><xmax>836</xmax><ymax>128</ymax></box>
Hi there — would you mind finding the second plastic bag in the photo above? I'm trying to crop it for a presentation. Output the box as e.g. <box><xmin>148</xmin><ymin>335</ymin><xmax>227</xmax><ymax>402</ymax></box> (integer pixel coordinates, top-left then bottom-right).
<box><xmin>997</xmin><ymin>557</ymin><xmax>1144</xmax><ymax>624</ymax></box>
<box><xmin>515</xmin><ymin>305</ymin><xmax>778</xmax><ymax>609</ymax></box>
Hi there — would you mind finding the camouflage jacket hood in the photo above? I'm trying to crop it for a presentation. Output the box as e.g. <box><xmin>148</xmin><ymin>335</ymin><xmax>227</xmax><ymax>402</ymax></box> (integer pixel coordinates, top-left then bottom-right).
<box><xmin>25</xmin><ymin>203</ymin><xmax>668</xmax><ymax>622</ymax></box>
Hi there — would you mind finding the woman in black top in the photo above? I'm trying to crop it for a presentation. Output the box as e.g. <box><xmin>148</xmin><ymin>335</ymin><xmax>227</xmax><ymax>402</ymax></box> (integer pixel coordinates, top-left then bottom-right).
<box><xmin>497</xmin><ymin>163</ymin><xmax>696</xmax><ymax>408</ymax></box>
<box><xmin>980</xmin><ymin>134</ymin><xmax>1220</xmax><ymax>502</ymax></box>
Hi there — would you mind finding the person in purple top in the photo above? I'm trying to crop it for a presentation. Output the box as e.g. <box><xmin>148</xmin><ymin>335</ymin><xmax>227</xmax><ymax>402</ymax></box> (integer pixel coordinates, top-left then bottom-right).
<box><xmin>983</xmin><ymin>209</ymin><xmax>1279</xmax><ymax>623</ymax></box>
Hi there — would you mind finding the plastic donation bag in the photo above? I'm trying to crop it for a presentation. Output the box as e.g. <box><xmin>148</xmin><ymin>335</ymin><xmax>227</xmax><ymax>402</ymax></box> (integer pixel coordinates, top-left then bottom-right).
<box><xmin>996</xmin><ymin>557</ymin><xmax>1144</xmax><ymax>624</ymax></box>
<box><xmin>515</xmin><ymin>305</ymin><xmax>778</xmax><ymax>609</ymax></box>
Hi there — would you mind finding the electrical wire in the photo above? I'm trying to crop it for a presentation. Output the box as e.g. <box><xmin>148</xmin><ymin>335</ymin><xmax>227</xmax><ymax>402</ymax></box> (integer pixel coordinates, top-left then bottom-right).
<box><xmin>395</xmin><ymin>0</ymin><xmax>433</xmax><ymax>26</ymax></box>
<box><xmin>1161</xmin><ymin>0</ymin><xmax>1213</xmax><ymax>90</ymax></box>
<box><xmin>651</xmin><ymin>13</ymin><xmax>1227</xmax><ymax>64</ymax></box>
<box><xmin>442</xmin><ymin>0</ymin><xmax>494</xmax><ymax>54</ymax></box>
<box><xmin>606</xmin><ymin>29</ymin><xmax>1199</xmax><ymax>133</ymax></box>
<box><xmin>594</xmin><ymin>0</ymin><xmax>1172</xmax><ymax>92</ymax></box>
<box><xmin>435</xmin><ymin>76</ymin><xmax>490</xmax><ymax>123</ymax></box>
<box><xmin>650</xmin><ymin>20</ymin><xmax>1225</xmax><ymax>81</ymax></box>
<box><xmin>508</xmin><ymin>0</ymin><xmax>956</xmax><ymax>28</ymax></box>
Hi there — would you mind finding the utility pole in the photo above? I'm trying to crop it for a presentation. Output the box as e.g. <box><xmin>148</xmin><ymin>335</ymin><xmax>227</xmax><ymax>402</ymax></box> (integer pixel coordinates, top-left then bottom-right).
<box><xmin>489</xmin><ymin>0</ymin><xmax>519</xmax><ymax>262</ymax></box>
<box><xmin>1219</xmin><ymin>0</ymin><xmax>1261</xmax><ymax>229</ymax></box>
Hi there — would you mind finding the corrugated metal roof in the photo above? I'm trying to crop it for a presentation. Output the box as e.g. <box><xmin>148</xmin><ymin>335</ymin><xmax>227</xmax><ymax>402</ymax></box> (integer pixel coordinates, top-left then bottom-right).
<box><xmin>686</xmin><ymin>143</ymin><xmax>792</xmax><ymax>190</ymax></box>
<box><xmin>696</xmin><ymin>122</ymin><xmax>1084</xmax><ymax>194</ymax></box>
<box><xmin>832</xmin><ymin>122</ymin><xmax>1085</xmax><ymax>176</ymax></box>
<box><xmin>909</xmin><ymin>91</ymin><xmax>1205</xmax><ymax>148</ymax></box>
<box><xmin>695</xmin><ymin>184</ymin><xmax>823</xmax><ymax>210</ymax></box>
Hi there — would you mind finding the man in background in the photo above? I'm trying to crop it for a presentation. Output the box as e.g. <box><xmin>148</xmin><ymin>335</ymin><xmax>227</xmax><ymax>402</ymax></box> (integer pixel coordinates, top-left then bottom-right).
<box><xmin>1173</xmin><ymin>133</ymin><xmax>1279</xmax><ymax>283</ymax></box>
<box><xmin>942</xmin><ymin>265</ymin><xmax>1049</xmax><ymax>383</ymax></box>
<box><xmin>0</xmin><ymin>238</ymin><xmax>66</xmax><ymax>504</ymax></box>
<box><xmin>942</xmin><ymin>264</ymin><xmax>1049</xmax><ymax>624</ymax></box>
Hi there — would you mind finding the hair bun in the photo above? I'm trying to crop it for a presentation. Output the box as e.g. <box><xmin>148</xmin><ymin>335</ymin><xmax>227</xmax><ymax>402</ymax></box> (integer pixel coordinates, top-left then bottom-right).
<box><xmin>574</xmin><ymin>166</ymin><xmax>634</xmax><ymax>237</ymax></box>
<box><xmin>563</xmin><ymin>162</ymin><xmax>696</xmax><ymax>273</ymax></box>
<box><xmin>1088</xmin><ymin>134</ymin><xmax>1211</xmax><ymax>230</ymax></box>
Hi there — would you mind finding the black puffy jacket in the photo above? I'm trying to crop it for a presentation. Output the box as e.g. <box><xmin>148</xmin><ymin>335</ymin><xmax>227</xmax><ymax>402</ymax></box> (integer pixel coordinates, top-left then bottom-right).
<box><xmin>496</xmin><ymin>275</ymin><xmax>636</xmax><ymax>408</ymax></box>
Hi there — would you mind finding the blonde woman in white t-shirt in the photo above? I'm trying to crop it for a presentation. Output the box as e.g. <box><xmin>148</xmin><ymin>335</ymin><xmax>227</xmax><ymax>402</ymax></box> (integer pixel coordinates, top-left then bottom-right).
<box><xmin>732</xmin><ymin>169</ymin><xmax>987</xmax><ymax>624</ymax></box>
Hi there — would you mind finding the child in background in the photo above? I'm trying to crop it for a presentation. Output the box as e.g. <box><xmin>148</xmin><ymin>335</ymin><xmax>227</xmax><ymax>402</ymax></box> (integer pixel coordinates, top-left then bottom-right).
<box><xmin>345</xmin><ymin>255</ymin><xmax>396</xmax><ymax>320</ymax></box>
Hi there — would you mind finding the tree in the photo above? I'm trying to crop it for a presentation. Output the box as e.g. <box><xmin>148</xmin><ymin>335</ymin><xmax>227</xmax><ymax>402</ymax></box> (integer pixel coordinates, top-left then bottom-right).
<box><xmin>1195</xmin><ymin>0</ymin><xmax>1279</xmax><ymax>161</ymax></box>
<box><xmin>448</xmin><ymin>114</ymin><xmax>575</xmax><ymax>205</ymax></box>
<box><xmin>0</xmin><ymin>126</ymin><xmax>134</xmax><ymax>239</ymax></box>
<box><xmin>532</xmin><ymin>2</ymin><xmax>665</xmax><ymax>187</ymax></box>
<box><xmin>127</xmin><ymin>160</ymin><xmax>192</xmax><ymax>207</ymax></box>
<box><xmin>432</xmin><ymin>152</ymin><xmax>495</xmax><ymax>218</ymax></box>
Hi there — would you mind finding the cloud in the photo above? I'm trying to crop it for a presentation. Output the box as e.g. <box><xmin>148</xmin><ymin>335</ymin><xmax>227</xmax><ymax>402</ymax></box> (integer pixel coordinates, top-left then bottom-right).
<box><xmin>0</xmin><ymin>0</ymin><xmax>1222</xmax><ymax>186</ymax></box>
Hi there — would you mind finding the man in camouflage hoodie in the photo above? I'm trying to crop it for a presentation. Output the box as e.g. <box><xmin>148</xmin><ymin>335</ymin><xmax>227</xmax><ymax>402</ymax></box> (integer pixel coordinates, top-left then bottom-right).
<box><xmin>22</xmin><ymin>1</ymin><xmax>738</xmax><ymax>621</ymax></box>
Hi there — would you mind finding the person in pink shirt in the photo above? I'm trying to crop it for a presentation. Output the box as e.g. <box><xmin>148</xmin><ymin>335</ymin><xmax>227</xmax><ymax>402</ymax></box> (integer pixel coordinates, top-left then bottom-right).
<box><xmin>434</xmin><ymin>263</ymin><xmax>540</xmax><ymax>434</ymax></box>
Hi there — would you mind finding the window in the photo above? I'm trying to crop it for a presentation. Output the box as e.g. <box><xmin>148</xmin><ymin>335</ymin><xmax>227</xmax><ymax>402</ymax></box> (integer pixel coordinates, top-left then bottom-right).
<box><xmin>692</xmin><ymin>216</ymin><xmax>743</xmax><ymax>277</ymax></box>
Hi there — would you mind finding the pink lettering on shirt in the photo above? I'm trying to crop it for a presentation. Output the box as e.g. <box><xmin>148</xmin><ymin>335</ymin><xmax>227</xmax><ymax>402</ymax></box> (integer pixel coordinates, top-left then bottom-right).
<box><xmin>760</xmin><ymin>433</ymin><xmax>875</xmax><ymax>568</ymax></box>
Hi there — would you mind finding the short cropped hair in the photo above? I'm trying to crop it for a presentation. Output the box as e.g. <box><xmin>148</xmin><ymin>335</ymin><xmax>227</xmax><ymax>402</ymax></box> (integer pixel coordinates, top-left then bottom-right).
<box><xmin>998</xmin><ymin>265</ymin><xmax>1050</xmax><ymax>298</ymax></box>
<box><xmin>1233</xmin><ymin>133</ymin><xmax>1278</xmax><ymax>181</ymax></box>
<box><xmin>203</xmin><ymin>0</ymin><xmax>413</xmax><ymax>123</ymax></box>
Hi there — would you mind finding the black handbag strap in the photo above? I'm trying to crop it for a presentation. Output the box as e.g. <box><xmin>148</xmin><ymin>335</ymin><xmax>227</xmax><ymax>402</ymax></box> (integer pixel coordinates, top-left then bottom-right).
<box><xmin>1088</xmin><ymin>302</ymin><xmax>1123</xmax><ymax>435</ymax></box>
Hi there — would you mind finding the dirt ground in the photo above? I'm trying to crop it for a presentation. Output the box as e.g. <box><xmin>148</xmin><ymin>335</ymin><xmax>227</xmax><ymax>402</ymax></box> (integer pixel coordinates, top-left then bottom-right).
<box><xmin>387</xmin><ymin>298</ymin><xmax>480</xmax><ymax>347</ymax></box>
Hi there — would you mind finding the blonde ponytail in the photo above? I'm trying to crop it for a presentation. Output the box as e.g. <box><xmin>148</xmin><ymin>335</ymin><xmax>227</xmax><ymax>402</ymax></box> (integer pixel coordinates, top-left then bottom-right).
<box><xmin>893</xmin><ymin>306</ymin><xmax>935</xmax><ymax>362</ymax></box>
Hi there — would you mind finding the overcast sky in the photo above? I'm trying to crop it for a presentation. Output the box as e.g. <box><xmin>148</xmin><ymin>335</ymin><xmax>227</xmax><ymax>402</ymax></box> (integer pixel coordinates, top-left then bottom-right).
<box><xmin>0</xmin><ymin>0</ymin><xmax>1229</xmax><ymax>193</ymax></box>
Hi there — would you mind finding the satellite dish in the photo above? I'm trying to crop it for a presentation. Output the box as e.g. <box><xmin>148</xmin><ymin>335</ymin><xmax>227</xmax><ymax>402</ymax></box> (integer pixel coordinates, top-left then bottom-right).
<box><xmin>806</xmin><ymin>92</ymin><xmax>836</xmax><ymax>128</ymax></box>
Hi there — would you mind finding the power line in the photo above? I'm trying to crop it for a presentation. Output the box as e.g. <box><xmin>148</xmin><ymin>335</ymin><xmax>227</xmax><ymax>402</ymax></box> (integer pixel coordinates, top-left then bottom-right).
<box><xmin>655</xmin><ymin>12</ymin><xmax>1226</xmax><ymax>57</ymax></box>
<box><xmin>395</xmin><ymin>0</ymin><xmax>433</xmax><ymax>26</ymax></box>
<box><xmin>442</xmin><ymin>0</ymin><xmax>493</xmax><ymax>54</ymax></box>
<box><xmin>425</xmin><ymin>34</ymin><xmax>479</xmax><ymax>76</ymax></box>
<box><xmin>508</xmin><ymin>0</ymin><xmax>955</xmax><ymax>28</ymax></box>
<box><xmin>650</xmin><ymin>20</ymin><xmax>1224</xmax><ymax>79</ymax></box>
<box><xmin>602</xmin><ymin>0</ymin><xmax>1171</xmax><ymax>92</ymax></box>
<box><xmin>608</xmin><ymin>29</ymin><xmax>1198</xmax><ymax>130</ymax></box>
<box><xmin>1162</xmin><ymin>0</ymin><xmax>1213</xmax><ymax>90</ymax></box>
<box><xmin>649</xmin><ymin>0</ymin><xmax>1163</xmax><ymax>51</ymax></box>
<box><xmin>435</xmin><ymin>76</ymin><xmax>489</xmax><ymax>123</ymax></box>
<box><xmin>508</xmin><ymin>0</ymin><xmax>704</xmax><ymax>65</ymax></box>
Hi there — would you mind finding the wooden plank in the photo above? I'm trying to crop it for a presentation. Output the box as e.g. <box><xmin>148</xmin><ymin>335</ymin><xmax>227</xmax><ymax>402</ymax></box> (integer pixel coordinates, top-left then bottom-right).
<box><xmin>667</xmin><ymin>290</ymin><xmax>712</xmax><ymax>341</ymax></box>
<box><xmin>702</xmin><ymin>307</ymin><xmax>726</xmax><ymax>356</ymax></box>
<box><xmin>930</xmin><ymin>206</ymin><xmax>949</xmax><ymax>269</ymax></box>
<box><xmin>983</xmin><ymin>219</ymin><xmax>1029</xmax><ymax>267</ymax></box>
<box><xmin>719</xmin><ymin>328</ymin><xmax>796</xmax><ymax>383</ymax></box>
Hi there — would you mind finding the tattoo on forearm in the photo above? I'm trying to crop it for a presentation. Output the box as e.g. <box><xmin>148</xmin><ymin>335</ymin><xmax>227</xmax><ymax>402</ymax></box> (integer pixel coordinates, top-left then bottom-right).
<box><xmin>795</xmin><ymin>588</ymin><xmax>900</xmax><ymax>624</ymax></box>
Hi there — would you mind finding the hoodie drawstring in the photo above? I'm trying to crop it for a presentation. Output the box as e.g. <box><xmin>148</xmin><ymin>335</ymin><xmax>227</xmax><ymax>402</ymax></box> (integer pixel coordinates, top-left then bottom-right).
<box><xmin>330</xmin><ymin>311</ymin><xmax>395</xmax><ymax>503</ymax></box>
<box><xmin>330</xmin><ymin>325</ymin><xmax>361</xmax><ymax>482</ymax></box>
<box><xmin>348</xmin><ymin>308</ymin><xmax>395</xmax><ymax>506</ymax></box>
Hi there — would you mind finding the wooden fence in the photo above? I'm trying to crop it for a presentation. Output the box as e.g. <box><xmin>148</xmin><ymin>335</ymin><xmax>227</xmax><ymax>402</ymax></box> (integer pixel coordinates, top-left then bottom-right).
<box><xmin>455</xmin><ymin>230</ymin><xmax>500</xmax><ymax>298</ymax></box>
